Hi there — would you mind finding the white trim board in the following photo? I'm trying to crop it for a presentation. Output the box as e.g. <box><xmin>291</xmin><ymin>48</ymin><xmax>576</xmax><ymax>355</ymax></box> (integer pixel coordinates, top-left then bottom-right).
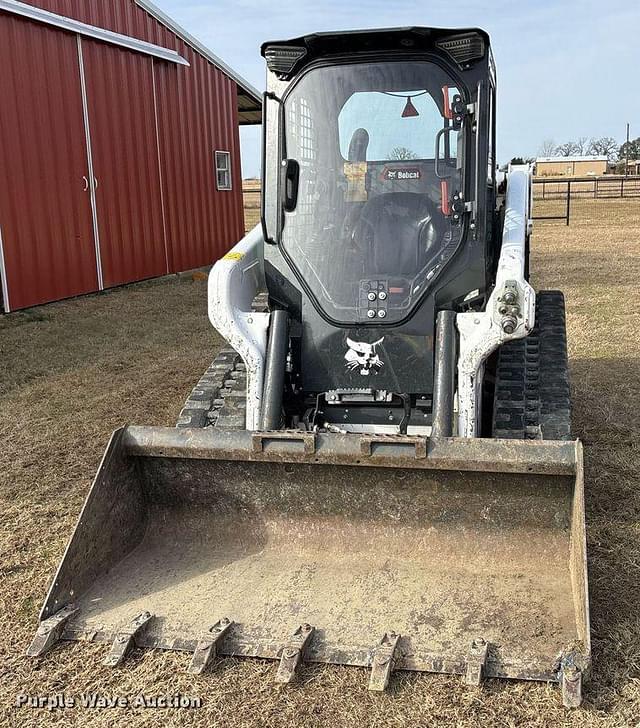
<box><xmin>0</xmin><ymin>224</ymin><xmax>10</xmax><ymax>312</ymax></box>
<box><xmin>0</xmin><ymin>0</ymin><xmax>189</xmax><ymax>65</ymax></box>
<box><xmin>77</xmin><ymin>35</ymin><xmax>104</xmax><ymax>291</ymax></box>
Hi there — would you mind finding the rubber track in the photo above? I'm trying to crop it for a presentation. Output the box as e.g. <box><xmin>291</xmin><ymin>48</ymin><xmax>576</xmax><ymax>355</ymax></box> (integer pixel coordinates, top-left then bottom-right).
<box><xmin>176</xmin><ymin>348</ymin><xmax>245</xmax><ymax>429</ymax></box>
<box><xmin>177</xmin><ymin>293</ymin><xmax>267</xmax><ymax>429</ymax></box>
<box><xmin>492</xmin><ymin>290</ymin><xmax>572</xmax><ymax>440</ymax></box>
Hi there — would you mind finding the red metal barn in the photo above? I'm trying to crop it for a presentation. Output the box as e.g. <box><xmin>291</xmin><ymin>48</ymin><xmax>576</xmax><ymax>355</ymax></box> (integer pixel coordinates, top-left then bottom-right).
<box><xmin>0</xmin><ymin>0</ymin><xmax>261</xmax><ymax>311</ymax></box>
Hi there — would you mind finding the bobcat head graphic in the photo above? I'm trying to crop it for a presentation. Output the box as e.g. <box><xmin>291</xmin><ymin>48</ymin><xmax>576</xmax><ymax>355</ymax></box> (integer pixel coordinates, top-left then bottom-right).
<box><xmin>345</xmin><ymin>337</ymin><xmax>385</xmax><ymax>376</ymax></box>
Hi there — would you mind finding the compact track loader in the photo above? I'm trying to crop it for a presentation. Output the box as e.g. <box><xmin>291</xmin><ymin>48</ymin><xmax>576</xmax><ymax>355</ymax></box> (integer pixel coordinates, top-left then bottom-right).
<box><xmin>29</xmin><ymin>27</ymin><xmax>590</xmax><ymax>707</ymax></box>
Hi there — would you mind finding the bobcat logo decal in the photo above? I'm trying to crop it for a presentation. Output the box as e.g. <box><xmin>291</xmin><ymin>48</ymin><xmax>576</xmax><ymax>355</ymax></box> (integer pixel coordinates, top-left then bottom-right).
<box><xmin>345</xmin><ymin>337</ymin><xmax>385</xmax><ymax>376</ymax></box>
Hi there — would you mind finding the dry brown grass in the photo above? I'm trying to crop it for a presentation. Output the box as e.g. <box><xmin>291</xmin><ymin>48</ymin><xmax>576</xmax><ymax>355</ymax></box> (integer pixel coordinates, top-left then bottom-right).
<box><xmin>1</xmin><ymin>198</ymin><xmax>639</xmax><ymax>727</ymax></box>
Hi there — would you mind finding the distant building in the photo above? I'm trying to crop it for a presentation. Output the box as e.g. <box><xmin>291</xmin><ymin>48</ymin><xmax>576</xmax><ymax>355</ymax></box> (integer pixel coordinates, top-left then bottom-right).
<box><xmin>620</xmin><ymin>159</ymin><xmax>640</xmax><ymax>176</ymax></box>
<box><xmin>534</xmin><ymin>156</ymin><xmax>608</xmax><ymax>177</ymax></box>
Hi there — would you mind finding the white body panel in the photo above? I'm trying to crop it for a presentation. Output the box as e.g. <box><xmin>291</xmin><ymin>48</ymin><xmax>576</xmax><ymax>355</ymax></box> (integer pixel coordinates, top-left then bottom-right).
<box><xmin>208</xmin><ymin>225</ymin><xmax>269</xmax><ymax>430</ymax></box>
<box><xmin>456</xmin><ymin>165</ymin><xmax>536</xmax><ymax>437</ymax></box>
<box><xmin>324</xmin><ymin>423</ymin><xmax>432</xmax><ymax>436</ymax></box>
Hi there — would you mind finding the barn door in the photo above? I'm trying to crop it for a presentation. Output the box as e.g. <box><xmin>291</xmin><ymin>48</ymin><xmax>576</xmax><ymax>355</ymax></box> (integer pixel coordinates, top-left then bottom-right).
<box><xmin>80</xmin><ymin>38</ymin><xmax>167</xmax><ymax>288</ymax></box>
<box><xmin>0</xmin><ymin>17</ymin><xmax>99</xmax><ymax>310</ymax></box>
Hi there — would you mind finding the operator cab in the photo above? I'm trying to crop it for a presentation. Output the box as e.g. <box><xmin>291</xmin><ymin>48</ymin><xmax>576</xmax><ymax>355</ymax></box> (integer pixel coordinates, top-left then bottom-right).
<box><xmin>279</xmin><ymin>58</ymin><xmax>465</xmax><ymax>325</ymax></box>
<box><xmin>260</xmin><ymin>28</ymin><xmax>497</xmax><ymax>428</ymax></box>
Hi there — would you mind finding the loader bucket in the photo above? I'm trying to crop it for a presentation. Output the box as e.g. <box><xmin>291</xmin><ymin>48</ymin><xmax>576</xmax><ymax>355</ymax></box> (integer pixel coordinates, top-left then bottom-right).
<box><xmin>31</xmin><ymin>427</ymin><xmax>590</xmax><ymax>704</ymax></box>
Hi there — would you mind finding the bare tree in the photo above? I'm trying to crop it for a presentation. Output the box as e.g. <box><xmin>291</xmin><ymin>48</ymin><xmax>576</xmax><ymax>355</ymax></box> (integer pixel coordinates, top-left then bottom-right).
<box><xmin>574</xmin><ymin>136</ymin><xmax>590</xmax><ymax>155</ymax></box>
<box><xmin>588</xmin><ymin>136</ymin><xmax>619</xmax><ymax>161</ymax></box>
<box><xmin>555</xmin><ymin>141</ymin><xmax>579</xmax><ymax>157</ymax></box>
<box><xmin>538</xmin><ymin>138</ymin><xmax>557</xmax><ymax>156</ymax></box>
<box><xmin>389</xmin><ymin>146</ymin><xmax>418</xmax><ymax>160</ymax></box>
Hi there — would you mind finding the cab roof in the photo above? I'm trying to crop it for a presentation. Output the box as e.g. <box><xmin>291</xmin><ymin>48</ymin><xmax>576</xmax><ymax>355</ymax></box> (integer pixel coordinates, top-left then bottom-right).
<box><xmin>261</xmin><ymin>27</ymin><xmax>491</xmax><ymax>77</ymax></box>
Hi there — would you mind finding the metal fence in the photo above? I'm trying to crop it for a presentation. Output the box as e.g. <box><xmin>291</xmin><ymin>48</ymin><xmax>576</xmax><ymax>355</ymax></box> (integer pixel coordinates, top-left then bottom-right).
<box><xmin>532</xmin><ymin>175</ymin><xmax>640</xmax><ymax>225</ymax></box>
<box><xmin>241</xmin><ymin>176</ymin><xmax>640</xmax><ymax>231</ymax></box>
<box><xmin>534</xmin><ymin>175</ymin><xmax>640</xmax><ymax>201</ymax></box>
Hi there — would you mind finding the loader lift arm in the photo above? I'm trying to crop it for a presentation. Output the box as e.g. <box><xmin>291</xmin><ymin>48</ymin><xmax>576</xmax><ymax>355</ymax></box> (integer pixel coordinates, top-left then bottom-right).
<box><xmin>207</xmin><ymin>224</ymin><xmax>269</xmax><ymax>430</ymax></box>
<box><xmin>456</xmin><ymin>165</ymin><xmax>536</xmax><ymax>436</ymax></box>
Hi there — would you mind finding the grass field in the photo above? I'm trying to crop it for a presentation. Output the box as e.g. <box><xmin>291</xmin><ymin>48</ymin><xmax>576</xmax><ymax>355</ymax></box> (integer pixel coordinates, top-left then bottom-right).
<box><xmin>1</xmin><ymin>198</ymin><xmax>639</xmax><ymax>727</ymax></box>
<box><xmin>243</xmin><ymin>179</ymin><xmax>261</xmax><ymax>231</ymax></box>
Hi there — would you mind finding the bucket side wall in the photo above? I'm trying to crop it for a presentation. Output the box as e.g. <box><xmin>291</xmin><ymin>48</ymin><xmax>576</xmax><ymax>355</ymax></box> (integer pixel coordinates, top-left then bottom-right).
<box><xmin>41</xmin><ymin>429</ymin><xmax>148</xmax><ymax>619</ymax></box>
<box><xmin>569</xmin><ymin>442</ymin><xmax>591</xmax><ymax>655</ymax></box>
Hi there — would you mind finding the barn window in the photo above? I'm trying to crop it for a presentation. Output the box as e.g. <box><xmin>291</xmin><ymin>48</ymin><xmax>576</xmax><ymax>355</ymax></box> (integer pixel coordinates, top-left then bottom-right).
<box><xmin>215</xmin><ymin>151</ymin><xmax>232</xmax><ymax>190</ymax></box>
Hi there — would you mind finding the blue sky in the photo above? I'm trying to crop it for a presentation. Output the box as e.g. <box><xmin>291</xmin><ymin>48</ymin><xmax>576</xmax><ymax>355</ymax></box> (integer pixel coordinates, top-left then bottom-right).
<box><xmin>153</xmin><ymin>0</ymin><xmax>639</xmax><ymax>177</ymax></box>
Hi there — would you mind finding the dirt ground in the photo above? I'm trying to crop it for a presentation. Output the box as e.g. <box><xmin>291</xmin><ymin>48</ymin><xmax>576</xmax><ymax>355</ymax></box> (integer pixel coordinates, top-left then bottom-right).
<box><xmin>1</xmin><ymin>198</ymin><xmax>639</xmax><ymax>727</ymax></box>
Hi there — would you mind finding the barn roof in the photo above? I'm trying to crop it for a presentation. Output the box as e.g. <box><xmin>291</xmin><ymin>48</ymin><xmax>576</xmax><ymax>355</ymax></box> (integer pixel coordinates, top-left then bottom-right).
<box><xmin>135</xmin><ymin>0</ymin><xmax>262</xmax><ymax>124</ymax></box>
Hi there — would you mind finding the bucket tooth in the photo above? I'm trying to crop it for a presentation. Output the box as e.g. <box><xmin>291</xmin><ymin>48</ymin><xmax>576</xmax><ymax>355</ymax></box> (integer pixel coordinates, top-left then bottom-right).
<box><xmin>561</xmin><ymin>665</ymin><xmax>583</xmax><ymax>708</ymax></box>
<box><xmin>558</xmin><ymin>648</ymin><xmax>586</xmax><ymax>708</ymax></box>
<box><xmin>26</xmin><ymin>604</ymin><xmax>78</xmax><ymax>657</ymax></box>
<box><xmin>275</xmin><ymin>624</ymin><xmax>315</xmax><ymax>684</ymax></box>
<box><xmin>187</xmin><ymin>618</ymin><xmax>233</xmax><ymax>674</ymax></box>
<box><xmin>103</xmin><ymin>611</ymin><xmax>154</xmax><ymax>667</ymax></box>
<box><xmin>464</xmin><ymin>637</ymin><xmax>490</xmax><ymax>686</ymax></box>
<box><xmin>369</xmin><ymin>632</ymin><xmax>401</xmax><ymax>692</ymax></box>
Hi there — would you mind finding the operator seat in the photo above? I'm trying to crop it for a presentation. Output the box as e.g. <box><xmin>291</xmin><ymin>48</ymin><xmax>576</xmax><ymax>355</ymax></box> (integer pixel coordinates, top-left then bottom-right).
<box><xmin>352</xmin><ymin>192</ymin><xmax>441</xmax><ymax>276</ymax></box>
<box><xmin>342</xmin><ymin>128</ymin><xmax>371</xmax><ymax>242</ymax></box>
<box><xmin>348</xmin><ymin>128</ymin><xmax>370</xmax><ymax>162</ymax></box>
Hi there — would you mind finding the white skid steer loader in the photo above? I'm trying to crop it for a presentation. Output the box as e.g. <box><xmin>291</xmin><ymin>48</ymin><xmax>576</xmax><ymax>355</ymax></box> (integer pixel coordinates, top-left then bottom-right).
<box><xmin>29</xmin><ymin>26</ymin><xmax>590</xmax><ymax>707</ymax></box>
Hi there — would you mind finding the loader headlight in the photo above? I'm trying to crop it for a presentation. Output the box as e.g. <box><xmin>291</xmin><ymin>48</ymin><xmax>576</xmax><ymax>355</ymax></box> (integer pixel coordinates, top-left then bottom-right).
<box><xmin>264</xmin><ymin>45</ymin><xmax>307</xmax><ymax>77</ymax></box>
<box><xmin>436</xmin><ymin>33</ymin><xmax>485</xmax><ymax>66</ymax></box>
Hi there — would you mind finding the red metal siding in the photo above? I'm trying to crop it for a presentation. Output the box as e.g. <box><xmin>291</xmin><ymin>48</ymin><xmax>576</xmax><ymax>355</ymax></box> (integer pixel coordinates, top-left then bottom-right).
<box><xmin>82</xmin><ymin>38</ymin><xmax>167</xmax><ymax>287</ymax></box>
<box><xmin>0</xmin><ymin>14</ymin><xmax>98</xmax><ymax>310</ymax></box>
<box><xmin>26</xmin><ymin>0</ymin><xmax>246</xmax><ymax>272</ymax></box>
<box><xmin>154</xmin><ymin>51</ymin><xmax>245</xmax><ymax>273</ymax></box>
